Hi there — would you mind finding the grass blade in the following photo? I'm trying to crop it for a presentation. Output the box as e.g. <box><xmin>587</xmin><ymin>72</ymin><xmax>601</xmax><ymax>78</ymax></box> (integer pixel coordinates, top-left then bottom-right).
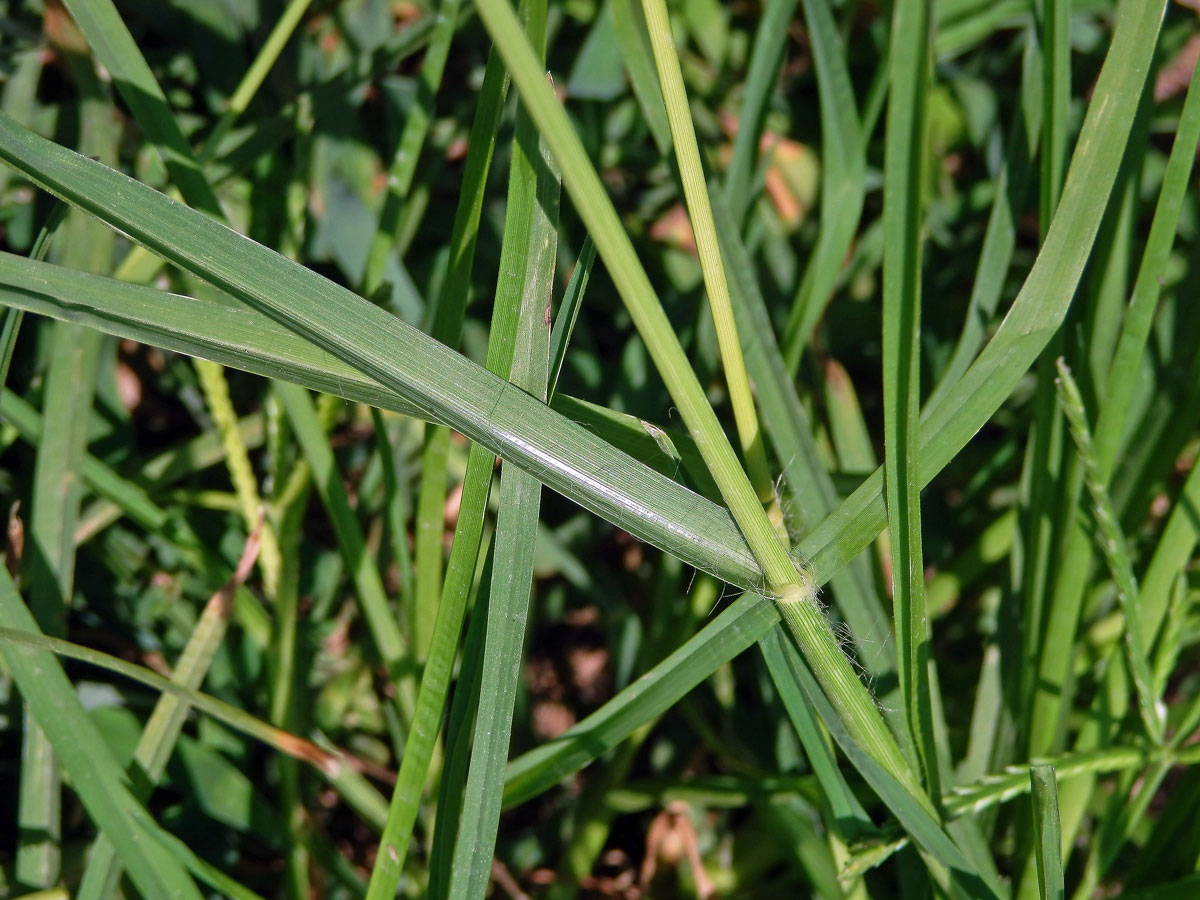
<box><xmin>881</xmin><ymin>0</ymin><xmax>939</xmax><ymax>797</ymax></box>
<box><xmin>14</xmin><ymin>43</ymin><xmax>116</xmax><ymax>883</ymax></box>
<box><xmin>275</xmin><ymin>381</ymin><xmax>415</xmax><ymax>711</ymax></box>
<box><xmin>446</xmin><ymin>5</ymin><xmax>558</xmax><ymax>889</ymax></box>
<box><xmin>0</xmin><ymin>568</ymin><xmax>205</xmax><ymax>900</ymax></box>
<box><xmin>723</xmin><ymin>0</ymin><xmax>798</xmax><ymax>222</ymax></box>
<box><xmin>75</xmin><ymin>525</ymin><xmax>262</xmax><ymax>900</ymax></box>
<box><xmin>548</xmin><ymin>236</ymin><xmax>595</xmax><ymax>400</ymax></box>
<box><xmin>362</xmin><ymin>0</ymin><xmax>466</xmax><ymax>297</ymax></box>
<box><xmin>1030</xmin><ymin>765</ymin><xmax>1065</xmax><ymax>900</ymax></box>
<box><xmin>0</xmin><ymin>125</ymin><xmax>775</xmax><ymax>591</ymax></box>
<box><xmin>640</xmin><ymin>0</ymin><xmax>778</xmax><ymax>512</ymax></box>
<box><xmin>411</xmin><ymin>39</ymin><xmax>511</xmax><ymax>661</ymax></box>
<box><xmin>366</xmin><ymin>15</ymin><xmax>553</xmax><ymax>892</ymax></box>
<box><xmin>609</xmin><ymin>0</ymin><xmax>671</xmax><ymax>153</ymax></box>
<box><xmin>1053</xmin><ymin>360</ymin><xmax>1163</xmax><ymax>743</ymax></box>
<box><xmin>781</xmin><ymin>0</ymin><xmax>866</xmax><ymax>370</ymax></box>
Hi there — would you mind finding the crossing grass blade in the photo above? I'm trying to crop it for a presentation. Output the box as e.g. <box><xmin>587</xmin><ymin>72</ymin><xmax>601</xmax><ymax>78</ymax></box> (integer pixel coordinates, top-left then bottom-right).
<box><xmin>0</xmin><ymin>249</ymin><xmax>770</xmax><ymax>587</ymax></box>
<box><xmin>640</xmin><ymin>0</ymin><xmax>777</xmax><ymax>508</ymax></box>
<box><xmin>445</xmin><ymin>38</ymin><xmax>558</xmax><ymax>889</ymax></box>
<box><xmin>410</xmin><ymin>38</ymin><xmax>510</xmax><ymax>662</ymax></box>
<box><xmin>0</xmin><ymin>124</ymin><xmax>782</xmax><ymax>591</ymax></box>
<box><xmin>367</xmin><ymin>12</ymin><xmax>555</xmax><ymax>893</ymax></box>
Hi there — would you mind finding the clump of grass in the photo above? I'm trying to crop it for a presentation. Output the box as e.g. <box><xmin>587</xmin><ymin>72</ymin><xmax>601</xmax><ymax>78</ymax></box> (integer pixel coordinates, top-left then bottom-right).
<box><xmin>0</xmin><ymin>0</ymin><xmax>1197</xmax><ymax>897</ymax></box>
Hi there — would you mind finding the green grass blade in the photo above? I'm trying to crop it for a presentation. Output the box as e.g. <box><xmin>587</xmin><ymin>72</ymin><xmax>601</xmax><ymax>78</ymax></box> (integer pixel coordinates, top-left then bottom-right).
<box><xmin>0</xmin><ymin>568</ymin><xmax>205</xmax><ymax>900</ymax></box>
<box><xmin>267</xmin><ymin>477</ymin><xmax>310</xmax><ymax>900</ymax></box>
<box><xmin>548</xmin><ymin>236</ymin><xmax>596</xmax><ymax>400</ymax></box>
<box><xmin>75</xmin><ymin>526</ymin><xmax>262</xmax><ymax>900</ymax></box>
<box><xmin>1140</xmin><ymin>457</ymin><xmax>1200</xmax><ymax>657</ymax></box>
<box><xmin>640</xmin><ymin>0</ymin><xmax>776</xmax><ymax>510</ymax></box>
<box><xmin>446</xmin><ymin>6</ymin><xmax>558</xmax><ymax>887</ymax></box>
<box><xmin>609</xmin><ymin>0</ymin><xmax>672</xmax><ymax>153</ymax></box>
<box><xmin>0</xmin><ymin>251</ymin><xmax>725</xmax><ymax>524</ymax></box>
<box><xmin>781</xmin><ymin>0</ymin><xmax>866</xmax><ymax>371</ymax></box>
<box><xmin>366</xmin><ymin>25</ymin><xmax>551</xmax><ymax>894</ymax></box>
<box><xmin>1094</xmin><ymin>59</ymin><xmax>1200</xmax><ymax>482</ymax></box>
<box><xmin>15</xmin><ymin>54</ymin><xmax>116</xmax><ymax>884</ymax></box>
<box><xmin>1029</xmin><ymin>765</ymin><xmax>1065</xmax><ymax>900</ymax></box>
<box><xmin>17</xmin><ymin>321</ymin><xmax>103</xmax><ymax>890</ymax></box>
<box><xmin>0</xmin><ymin>126</ymin><xmax>775</xmax><ymax>591</ymax></box>
<box><xmin>362</xmin><ymin>0</ymin><xmax>466</xmax><ymax>297</ymax></box>
<box><xmin>1017</xmin><ymin>0</ymin><xmax>1074</xmax><ymax>769</ymax></box>
<box><xmin>759</xmin><ymin>629</ymin><xmax>877</xmax><ymax>840</ymax></box>
<box><xmin>923</xmin><ymin>28</ymin><xmax>1039</xmax><ymax>413</ymax></box>
<box><xmin>1054</xmin><ymin>360</ymin><xmax>1163</xmax><ymax>743</ymax></box>
<box><xmin>427</xmin><ymin>557</ymin><xmax>491</xmax><ymax>897</ymax></box>
<box><xmin>881</xmin><ymin>0</ymin><xmax>939</xmax><ymax>797</ymax></box>
<box><xmin>411</xmin><ymin>41</ymin><xmax>510</xmax><ymax>661</ymax></box>
<box><xmin>275</xmin><ymin>381</ymin><xmax>415</xmax><ymax>708</ymax></box>
<box><xmin>723</xmin><ymin>0</ymin><xmax>797</xmax><ymax>222</ymax></box>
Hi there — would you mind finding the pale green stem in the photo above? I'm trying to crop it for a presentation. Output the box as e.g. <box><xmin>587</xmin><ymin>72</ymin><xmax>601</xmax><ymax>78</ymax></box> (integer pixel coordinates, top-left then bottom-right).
<box><xmin>639</xmin><ymin>0</ymin><xmax>776</xmax><ymax>510</ymax></box>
